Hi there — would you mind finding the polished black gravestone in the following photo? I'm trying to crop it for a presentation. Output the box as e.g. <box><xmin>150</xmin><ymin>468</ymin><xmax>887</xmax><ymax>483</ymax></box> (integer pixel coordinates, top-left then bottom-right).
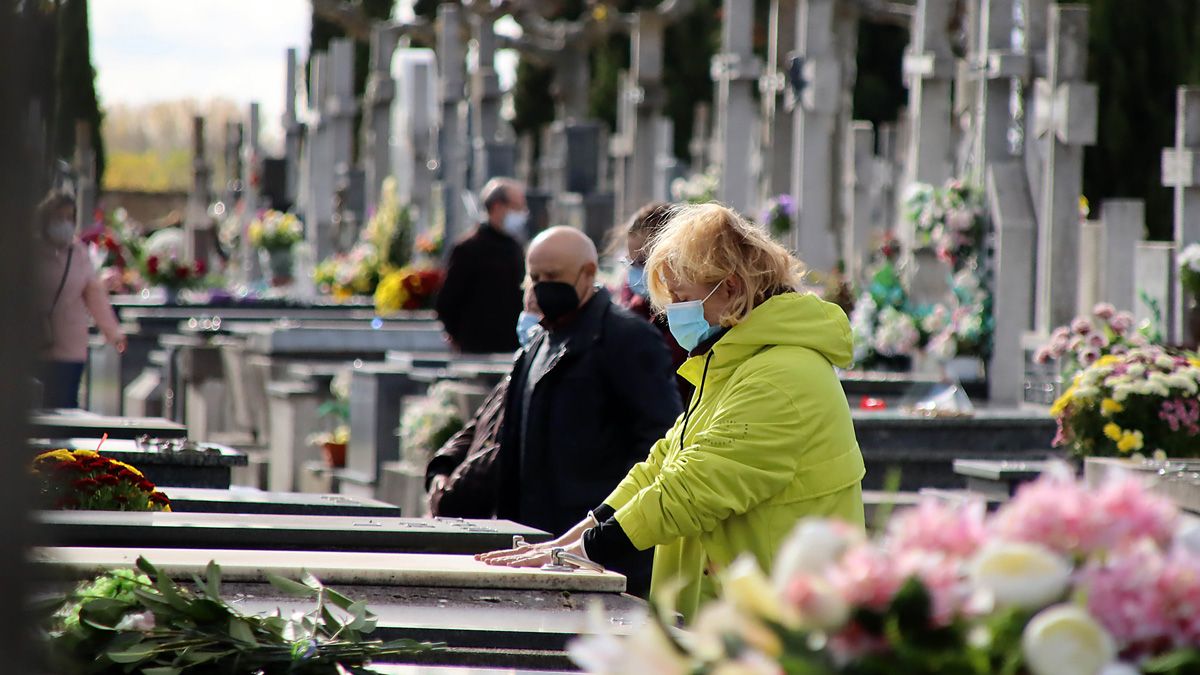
<box><xmin>35</xmin><ymin>512</ymin><xmax>549</xmax><ymax>555</ymax></box>
<box><xmin>30</xmin><ymin>438</ymin><xmax>248</xmax><ymax>489</ymax></box>
<box><xmin>30</xmin><ymin>411</ymin><xmax>187</xmax><ymax>440</ymax></box>
<box><xmin>164</xmin><ymin>487</ymin><xmax>401</xmax><ymax>517</ymax></box>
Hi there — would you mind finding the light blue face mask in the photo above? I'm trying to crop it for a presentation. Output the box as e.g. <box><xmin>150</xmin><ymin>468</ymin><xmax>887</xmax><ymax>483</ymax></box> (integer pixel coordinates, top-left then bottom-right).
<box><xmin>515</xmin><ymin>311</ymin><xmax>541</xmax><ymax>348</ymax></box>
<box><xmin>665</xmin><ymin>282</ymin><xmax>724</xmax><ymax>352</ymax></box>
<box><xmin>626</xmin><ymin>264</ymin><xmax>648</xmax><ymax>298</ymax></box>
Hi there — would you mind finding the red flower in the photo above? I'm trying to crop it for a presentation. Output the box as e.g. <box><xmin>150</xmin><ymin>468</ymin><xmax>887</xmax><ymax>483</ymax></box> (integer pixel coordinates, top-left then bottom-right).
<box><xmin>117</xmin><ymin>468</ymin><xmax>140</xmax><ymax>481</ymax></box>
<box><xmin>72</xmin><ymin>478</ymin><xmax>100</xmax><ymax>491</ymax></box>
<box><xmin>96</xmin><ymin>474</ymin><xmax>120</xmax><ymax>486</ymax></box>
<box><xmin>194</xmin><ymin>259</ymin><xmax>207</xmax><ymax>276</ymax></box>
<box><xmin>137</xmin><ymin>479</ymin><xmax>157</xmax><ymax>492</ymax></box>
<box><xmin>54</xmin><ymin>461</ymin><xmax>85</xmax><ymax>474</ymax></box>
<box><xmin>147</xmin><ymin>255</ymin><xmax>160</xmax><ymax>275</ymax></box>
<box><xmin>148</xmin><ymin>492</ymin><xmax>170</xmax><ymax>505</ymax></box>
<box><xmin>174</xmin><ymin>264</ymin><xmax>190</xmax><ymax>280</ymax></box>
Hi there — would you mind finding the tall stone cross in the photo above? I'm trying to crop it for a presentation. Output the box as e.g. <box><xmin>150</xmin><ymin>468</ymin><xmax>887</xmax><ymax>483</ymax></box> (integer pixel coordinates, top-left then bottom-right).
<box><xmin>184</xmin><ymin>116</ymin><xmax>214</xmax><ymax>265</ymax></box>
<box><xmin>438</xmin><ymin>3</ymin><xmax>469</xmax><ymax>256</ymax></box>
<box><xmin>760</xmin><ymin>0</ymin><xmax>797</xmax><ymax>201</ymax></box>
<box><xmin>713</xmin><ymin>0</ymin><xmax>760</xmax><ymax>214</ymax></box>
<box><xmin>302</xmin><ymin>53</ymin><xmax>335</xmax><ymax>261</ymax></box>
<box><xmin>364</xmin><ymin>27</ymin><xmax>398</xmax><ymax>214</ymax></box>
<box><xmin>1162</xmin><ymin>86</ymin><xmax>1200</xmax><ymax>344</ymax></box>
<box><xmin>223</xmin><ymin>121</ymin><xmax>243</xmax><ymax>210</ymax></box>
<box><xmin>986</xmin><ymin>161</ymin><xmax>1037</xmax><ymax>406</ymax></box>
<box><xmin>1032</xmin><ymin>4</ymin><xmax>1096</xmax><ymax>333</ymax></box>
<box><xmin>470</xmin><ymin>12</ymin><xmax>516</xmax><ymax>189</ymax></box>
<box><xmin>327</xmin><ymin>38</ymin><xmax>358</xmax><ymax>226</ymax></box>
<box><xmin>903</xmin><ymin>0</ymin><xmax>956</xmax><ymax>191</ymax></box>
<box><xmin>283</xmin><ymin>48</ymin><xmax>303</xmax><ymax>211</ymax></box>
<box><xmin>789</xmin><ymin>0</ymin><xmax>843</xmax><ymax>273</ymax></box>
<box><xmin>627</xmin><ymin>10</ymin><xmax>667</xmax><ymax>216</ymax></box>
<box><xmin>240</xmin><ymin>102</ymin><xmax>263</xmax><ymax>282</ymax></box>
<box><xmin>390</xmin><ymin>49</ymin><xmax>438</xmax><ymax>231</ymax></box>
<box><xmin>971</xmin><ymin>0</ymin><xmax>1020</xmax><ymax>178</ymax></box>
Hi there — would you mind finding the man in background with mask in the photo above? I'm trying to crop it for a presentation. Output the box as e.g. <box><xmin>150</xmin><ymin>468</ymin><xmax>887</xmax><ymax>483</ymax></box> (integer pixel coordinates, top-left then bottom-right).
<box><xmin>435</xmin><ymin>177</ymin><xmax>527</xmax><ymax>353</ymax></box>
<box><xmin>496</xmin><ymin>226</ymin><xmax>682</xmax><ymax>596</ymax></box>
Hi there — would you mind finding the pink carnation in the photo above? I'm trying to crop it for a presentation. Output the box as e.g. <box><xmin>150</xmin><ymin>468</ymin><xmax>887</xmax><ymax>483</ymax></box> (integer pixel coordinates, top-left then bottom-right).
<box><xmin>1082</xmin><ymin>544</ymin><xmax>1200</xmax><ymax>655</ymax></box>
<box><xmin>1034</xmin><ymin>347</ymin><xmax>1054</xmax><ymax>364</ymax></box>
<box><xmin>827</xmin><ymin>545</ymin><xmax>904</xmax><ymax>612</ymax></box>
<box><xmin>888</xmin><ymin>499</ymin><xmax>986</xmax><ymax>560</ymax></box>
<box><xmin>1072</xmin><ymin>317</ymin><xmax>1094</xmax><ymax>335</ymax></box>
<box><xmin>898</xmin><ymin>551</ymin><xmax>967</xmax><ymax>626</ymax></box>
<box><xmin>1111</xmin><ymin>312</ymin><xmax>1136</xmax><ymax>335</ymax></box>
<box><xmin>991</xmin><ymin>472</ymin><xmax>1108</xmax><ymax>556</ymax></box>
<box><xmin>1093</xmin><ymin>478</ymin><xmax>1179</xmax><ymax>550</ymax></box>
<box><xmin>1093</xmin><ymin>303</ymin><xmax>1117</xmax><ymax>321</ymax></box>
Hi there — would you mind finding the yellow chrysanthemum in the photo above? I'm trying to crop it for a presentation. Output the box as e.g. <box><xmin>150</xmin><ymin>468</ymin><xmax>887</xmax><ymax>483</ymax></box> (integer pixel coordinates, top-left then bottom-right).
<box><xmin>1100</xmin><ymin>399</ymin><xmax>1124</xmax><ymax>417</ymax></box>
<box><xmin>34</xmin><ymin>448</ymin><xmax>76</xmax><ymax>464</ymax></box>
<box><xmin>1096</xmin><ymin>355</ymin><xmax>1121</xmax><ymax>368</ymax></box>
<box><xmin>1103</xmin><ymin>423</ymin><xmax>1123</xmax><ymax>442</ymax></box>
<box><xmin>1050</xmin><ymin>385</ymin><xmax>1077</xmax><ymax>417</ymax></box>
<box><xmin>1116</xmin><ymin>430</ymin><xmax>1144</xmax><ymax>454</ymax></box>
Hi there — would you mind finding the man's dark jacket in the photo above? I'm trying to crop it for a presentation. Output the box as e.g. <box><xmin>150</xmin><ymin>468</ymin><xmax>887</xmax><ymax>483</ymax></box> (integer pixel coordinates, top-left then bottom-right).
<box><xmin>424</xmin><ymin>380</ymin><xmax>508</xmax><ymax>518</ymax></box>
<box><xmin>435</xmin><ymin>224</ymin><xmax>525</xmax><ymax>353</ymax></box>
<box><xmin>497</xmin><ymin>287</ymin><xmax>683</xmax><ymax>538</ymax></box>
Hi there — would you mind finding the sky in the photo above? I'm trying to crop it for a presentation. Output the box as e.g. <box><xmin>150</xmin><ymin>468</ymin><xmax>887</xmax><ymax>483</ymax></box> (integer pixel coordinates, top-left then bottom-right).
<box><xmin>91</xmin><ymin>0</ymin><xmax>311</xmax><ymax>150</ymax></box>
<box><xmin>91</xmin><ymin>0</ymin><xmax>518</xmax><ymax>153</ymax></box>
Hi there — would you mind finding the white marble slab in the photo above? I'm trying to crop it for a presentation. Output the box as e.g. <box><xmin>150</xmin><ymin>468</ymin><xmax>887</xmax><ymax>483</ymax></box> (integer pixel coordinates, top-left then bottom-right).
<box><xmin>32</xmin><ymin>547</ymin><xmax>626</xmax><ymax>593</ymax></box>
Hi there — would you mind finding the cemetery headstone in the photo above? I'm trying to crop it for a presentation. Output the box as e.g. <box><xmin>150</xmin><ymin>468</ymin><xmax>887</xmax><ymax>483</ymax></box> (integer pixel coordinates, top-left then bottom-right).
<box><xmin>713</xmin><ymin>0</ymin><xmax>759</xmax><ymax>213</ymax></box>
<box><xmin>1163</xmin><ymin>87</ymin><xmax>1200</xmax><ymax>344</ymax></box>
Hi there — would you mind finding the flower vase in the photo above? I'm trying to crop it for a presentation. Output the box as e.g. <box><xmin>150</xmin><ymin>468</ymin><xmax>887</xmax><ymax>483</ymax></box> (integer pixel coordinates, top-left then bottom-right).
<box><xmin>322</xmin><ymin>442</ymin><xmax>347</xmax><ymax>468</ymax></box>
<box><xmin>162</xmin><ymin>286</ymin><xmax>179</xmax><ymax>305</ymax></box>
<box><xmin>261</xmin><ymin>248</ymin><xmax>295</xmax><ymax>286</ymax></box>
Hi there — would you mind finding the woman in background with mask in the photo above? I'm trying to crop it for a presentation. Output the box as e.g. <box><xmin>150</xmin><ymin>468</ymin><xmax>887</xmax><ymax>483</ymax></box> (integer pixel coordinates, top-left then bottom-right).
<box><xmin>616</xmin><ymin>202</ymin><xmax>691</xmax><ymax>400</ymax></box>
<box><xmin>480</xmin><ymin>203</ymin><xmax>865</xmax><ymax>621</ymax></box>
<box><xmin>36</xmin><ymin>190</ymin><xmax>126</xmax><ymax>409</ymax></box>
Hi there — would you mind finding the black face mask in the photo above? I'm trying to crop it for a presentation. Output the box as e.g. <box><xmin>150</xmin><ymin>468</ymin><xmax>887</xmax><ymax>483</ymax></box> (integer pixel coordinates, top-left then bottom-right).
<box><xmin>533</xmin><ymin>281</ymin><xmax>580</xmax><ymax>322</ymax></box>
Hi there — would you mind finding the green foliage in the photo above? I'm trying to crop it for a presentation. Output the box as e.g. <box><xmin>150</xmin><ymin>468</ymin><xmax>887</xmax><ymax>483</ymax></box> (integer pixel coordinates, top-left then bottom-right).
<box><xmin>43</xmin><ymin>557</ymin><xmax>436</xmax><ymax>674</ymax></box>
<box><xmin>1082</xmin><ymin>0</ymin><xmax>1200</xmax><ymax>241</ymax></box>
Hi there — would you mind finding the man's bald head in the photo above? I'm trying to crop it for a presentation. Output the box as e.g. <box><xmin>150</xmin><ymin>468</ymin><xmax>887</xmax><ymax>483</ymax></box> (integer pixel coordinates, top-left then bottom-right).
<box><xmin>527</xmin><ymin>227</ymin><xmax>599</xmax><ymax>316</ymax></box>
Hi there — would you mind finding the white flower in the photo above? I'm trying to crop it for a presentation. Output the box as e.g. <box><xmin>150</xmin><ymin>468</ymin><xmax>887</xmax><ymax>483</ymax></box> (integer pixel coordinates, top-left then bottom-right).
<box><xmin>1165</xmin><ymin>374</ymin><xmax>1199</xmax><ymax>394</ymax></box>
<box><xmin>1155</xmin><ymin>356</ymin><xmax>1176</xmax><ymax>371</ymax></box>
<box><xmin>1112</xmin><ymin>385</ymin><xmax>1133</xmax><ymax>403</ymax></box>
<box><xmin>1126</xmin><ymin>364</ymin><xmax>1146</xmax><ymax>378</ymax></box>
<box><xmin>568</xmin><ymin>606</ymin><xmax>689</xmax><ymax>675</ymax></box>
<box><xmin>968</xmin><ymin>542</ymin><xmax>1072</xmax><ymax>610</ymax></box>
<box><xmin>722</xmin><ymin>555</ymin><xmax>787</xmax><ymax>624</ymax></box>
<box><xmin>1022</xmin><ymin>604</ymin><xmax>1116</xmax><ymax>675</ymax></box>
<box><xmin>1100</xmin><ymin>664</ymin><xmax>1142</xmax><ymax>675</ymax></box>
<box><xmin>1073</xmin><ymin>386</ymin><xmax>1101</xmax><ymax>400</ymax></box>
<box><xmin>114</xmin><ymin>610</ymin><xmax>156</xmax><ymax>632</ymax></box>
<box><xmin>1179</xmin><ymin>243</ymin><xmax>1200</xmax><ymax>272</ymax></box>
<box><xmin>772</xmin><ymin>519</ymin><xmax>860</xmax><ymax>587</ymax></box>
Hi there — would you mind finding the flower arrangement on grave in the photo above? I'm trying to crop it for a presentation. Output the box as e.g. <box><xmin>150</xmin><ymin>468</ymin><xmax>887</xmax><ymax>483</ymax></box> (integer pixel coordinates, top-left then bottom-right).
<box><xmin>314</xmin><ymin>242</ymin><xmax>383</xmax><ymax>300</ymax></box>
<box><xmin>374</xmin><ymin>266</ymin><xmax>444</xmax><ymax>314</ymax></box>
<box><xmin>670</xmin><ymin>167</ymin><xmax>719</xmax><ymax>204</ymax></box>
<box><xmin>1034</xmin><ymin>302</ymin><xmax>1152</xmax><ymax>384</ymax></box>
<box><xmin>1049</xmin><ymin>345</ymin><xmax>1200</xmax><ymax>458</ymax></box>
<box><xmin>759</xmin><ymin>194</ymin><xmax>796</xmax><ymax>238</ymax></box>
<box><xmin>1180</xmin><ymin>243</ymin><xmax>1200</xmax><ymax>298</ymax></box>
<box><xmin>249</xmin><ymin>210</ymin><xmax>304</xmax><ymax>252</ymax></box>
<box><xmin>904</xmin><ymin>179</ymin><xmax>987</xmax><ymax>271</ymax></box>
<box><xmin>849</xmin><ymin>235</ymin><xmax>920</xmax><ymax>368</ymax></box>
<box><xmin>399</xmin><ymin>381</ymin><xmax>464</xmax><ymax>466</ymax></box>
<box><xmin>415</xmin><ymin>226</ymin><xmax>444</xmax><ymax>259</ymax></box>
<box><xmin>141</xmin><ymin>254</ymin><xmax>207</xmax><ymax>294</ymax></box>
<box><xmin>32</xmin><ymin>448</ymin><xmax>171</xmax><ymax>512</ymax></box>
<box><xmin>918</xmin><ymin>262</ymin><xmax>994</xmax><ymax>361</ymax></box>
<box><xmin>364</xmin><ymin>177</ymin><xmax>414</xmax><ymax>271</ymax></box>
<box><xmin>85</xmin><ymin>207</ymin><xmax>148</xmax><ymax>294</ymax></box>
<box><xmin>41</xmin><ymin>557</ymin><xmax>435</xmax><ymax>674</ymax></box>
<box><xmin>570</xmin><ymin>467</ymin><xmax>1200</xmax><ymax>675</ymax></box>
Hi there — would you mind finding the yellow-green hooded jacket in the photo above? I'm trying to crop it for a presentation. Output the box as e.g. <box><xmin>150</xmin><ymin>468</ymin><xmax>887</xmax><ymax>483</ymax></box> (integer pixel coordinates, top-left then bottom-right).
<box><xmin>603</xmin><ymin>292</ymin><xmax>866</xmax><ymax>620</ymax></box>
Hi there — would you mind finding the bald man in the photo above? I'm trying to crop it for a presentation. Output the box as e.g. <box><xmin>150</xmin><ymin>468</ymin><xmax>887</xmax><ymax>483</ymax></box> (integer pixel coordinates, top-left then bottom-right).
<box><xmin>435</xmin><ymin>177</ymin><xmax>527</xmax><ymax>353</ymax></box>
<box><xmin>495</xmin><ymin>227</ymin><xmax>682</xmax><ymax>596</ymax></box>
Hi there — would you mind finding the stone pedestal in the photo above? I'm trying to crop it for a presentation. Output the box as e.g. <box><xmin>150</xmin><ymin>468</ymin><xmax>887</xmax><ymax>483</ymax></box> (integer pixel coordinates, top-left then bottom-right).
<box><xmin>266</xmin><ymin>380</ymin><xmax>322</xmax><ymax>492</ymax></box>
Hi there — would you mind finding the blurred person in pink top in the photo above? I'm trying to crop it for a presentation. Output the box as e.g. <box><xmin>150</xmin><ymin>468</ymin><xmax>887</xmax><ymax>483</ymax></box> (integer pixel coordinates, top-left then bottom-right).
<box><xmin>36</xmin><ymin>190</ymin><xmax>125</xmax><ymax>409</ymax></box>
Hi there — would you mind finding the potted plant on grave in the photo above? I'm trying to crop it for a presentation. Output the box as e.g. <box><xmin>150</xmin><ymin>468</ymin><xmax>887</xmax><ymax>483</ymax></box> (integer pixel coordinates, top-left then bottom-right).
<box><xmin>1049</xmin><ymin>345</ymin><xmax>1200</xmax><ymax>459</ymax></box>
<box><xmin>32</xmin><ymin>448</ymin><xmax>171</xmax><ymax>512</ymax></box>
<box><xmin>1034</xmin><ymin>303</ymin><xmax>1154</xmax><ymax>391</ymax></box>
<box><xmin>759</xmin><ymin>194</ymin><xmax>796</xmax><ymax>239</ymax></box>
<box><xmin>249</xmin><ymin>209</ymin><xmax>304</xmax><ymax>286</ymax></box>
<box><xmin>1179</xmin><ymin>243</ymin><xmax>1200</xmax><ymax>347</ymax></box>
<box><xmin>306</xmin><ymin>371</ymin><xmax>351</xmax><ymax>468</ymax></box>
<box><xmin>569</xmin><ymin>468</ymin><xmax>1200</xmax><ymax>675</ymax></box>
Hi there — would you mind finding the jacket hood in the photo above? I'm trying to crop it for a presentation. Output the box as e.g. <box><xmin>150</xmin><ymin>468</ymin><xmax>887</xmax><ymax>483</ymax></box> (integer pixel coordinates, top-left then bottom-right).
<box><xmin>717</xmin><ymin>292</ymin><xmax>853</xmax><ymax>369</ymax></box>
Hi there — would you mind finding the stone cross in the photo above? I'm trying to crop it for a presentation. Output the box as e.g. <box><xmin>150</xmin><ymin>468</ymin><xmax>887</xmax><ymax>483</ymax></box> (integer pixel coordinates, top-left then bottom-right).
<box><xmin>986</xmin><ymin>161</ymin><xmax>1037</xmax><ymax>406</ymax></box>
<box><xmin>327</xmin><ymin>38</ymin><xmax>357</xmax><ymax>212</ymax></box>
<box><xmin>713</xmin><ymin>0</ymin><xmax>760</xmax><ymax>214</ymax></box>
<box><xmin>760</xmin><ymin>0</ymin><xmax>798</xmax><ymax>200</ymax></box>
<box><xmin>438</xmin><ymin>3</ymin><xmax>469</xmax><ymax>255</ymax></box>
<box><xmin>223</xmin><ymin>121</ymin><xmax>243</xmax><ymax>210</ymax></box>
<box><xmin>470</xmin><ymin>12</ymin><xmax>515</xmax><ymax>189</ymax></box>
<box><xmin>364</xmin><ymin>27</ymin><xmax>398</xmax><ymax>214</ymax></box>
<box><xmin>1032</xmin><ymin>4</ymin><xmax>1096</xmax><ymax>333</ymax></box>
<box><xmin>184</xmin><ymin>116</ymin><xmax>214</xmax><ymax>266</ymax></box>
<box><xmin>1021</xmin><ymin>0</ymin><xmax>1051</xmax><ymax>210</ymax></box>
<box><xmin>283</xmin><ymin>48</ymin><xmax>303</xmax><ymax>211</ymax></box>
<box><xmin>1094</xmin><ymin>200</ymin><xmax>1143</xmax><ymax>314</ymax></box>
<box><xmin>611</xmin><ymin>69</ymin><xmax>636</xmax><ymax>219</ymax></box>
<box><xmin>972</xmin><ymin>0</ymin><xmax>1020</xmax><ymax>178</ymax></box>
<box><xmin>789</xmin><ymin>0</ymin><xmax>842</xmax><ymax>273</ymax></box>
<box><xmin>1162</xmin><ymin>86</ymin><xmax>1200</xmax><ymax>344</ymax></box>
<box><xmin>903</xmin><ymin>0</ymin><xmax>957</xmax><ymax>189</ymax></box>
<box><xmin>72</xmin><ymin>120</ymin><xmax>95</xmax><ymax>232</ymax></box>
<box><xmin>628</xmin><ymin>10</ymin><xmax>667</xmax><ymax>216</ymax></box>
<box><xmin>689</xmin><ymin>102</ymin><xmax>711</xmax><ymax>174</ymax></box>
<box><xmin>842</xmin><ymin>121</ymin><xmax>876</xmax><ymax>282</ymax></box>
<box><xmin>654</xmin><ymin>116</ymin><xmax>677</xmax><ymax>203</ymax></box>
<box><xmin>240</xmin><ymin>102</ymin><xmax>263</xmax><ymax>282</ymax></box>
<box><xmin>303</xmin><ymin>52</ymin><xmax>335</xmax><ymax>261</ymax></box>
<box><xmin>390</xmin><ymin>49</ymin><xmax>438</xmax><ymax>231</ymax></box>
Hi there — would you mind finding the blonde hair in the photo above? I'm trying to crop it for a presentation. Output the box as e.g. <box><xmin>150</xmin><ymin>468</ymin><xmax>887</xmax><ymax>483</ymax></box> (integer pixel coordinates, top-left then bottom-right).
<box><xmin>644</xmin><ymin>202</ymin><xmax>805</xmax><ymax>326</ymax></box>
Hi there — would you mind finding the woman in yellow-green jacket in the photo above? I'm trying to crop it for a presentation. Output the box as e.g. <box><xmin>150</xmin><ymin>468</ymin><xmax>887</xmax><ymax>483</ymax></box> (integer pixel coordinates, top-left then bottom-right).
<box><xmin>480</xmin><ymin>202</ymin><xmax>865</xmax><ymax>620</ymax></box>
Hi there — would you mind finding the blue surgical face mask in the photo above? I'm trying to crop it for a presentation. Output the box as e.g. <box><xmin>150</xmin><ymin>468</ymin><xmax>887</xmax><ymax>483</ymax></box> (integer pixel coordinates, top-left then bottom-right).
<box><xmin>627</xmin><ymin>264</ymin><xmax>648</xmax><ymax>298</ymax></box>
<box><xmin>665</xmin><ymin>282</ymin><xmax>724</xmax><ymax>352</ymax></box>
<box><xmin>503</xmin><ymin>210</ymin><xmax>528</xmax><ymax>238</ymax></box>
<box><xmin>515</xmin><ymin>311</ymin><xmax>541</xmax><ymax>348</ymax></box>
